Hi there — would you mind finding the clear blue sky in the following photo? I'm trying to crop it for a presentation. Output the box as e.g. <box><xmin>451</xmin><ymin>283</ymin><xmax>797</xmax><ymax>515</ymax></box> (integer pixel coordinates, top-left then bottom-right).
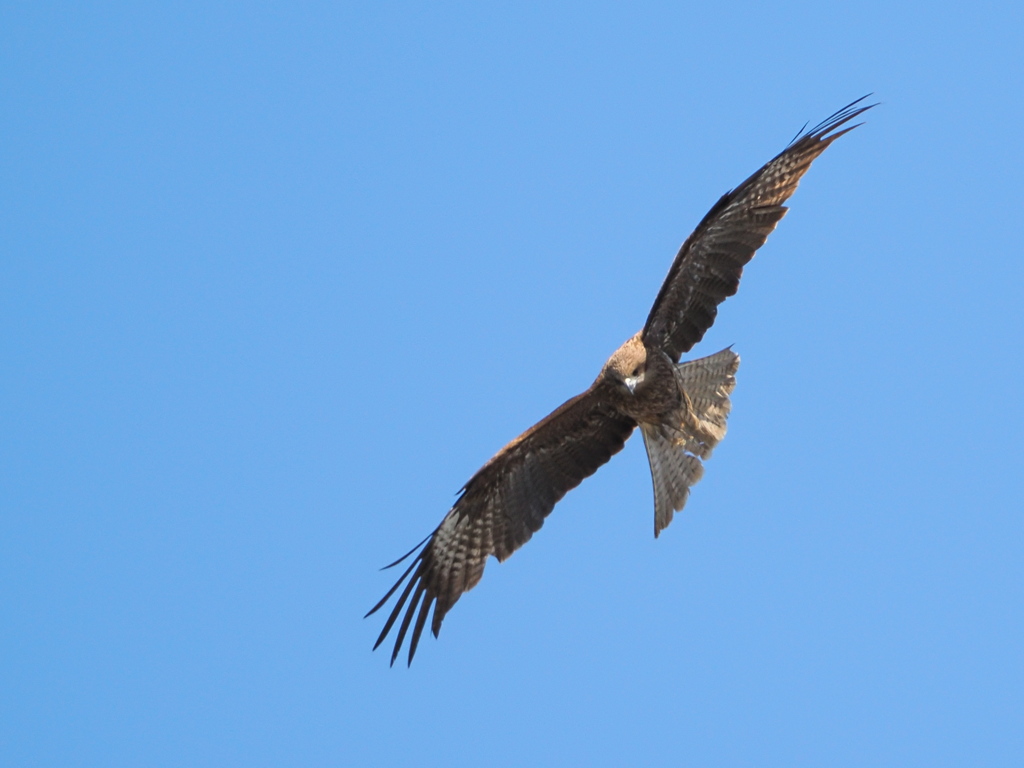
<box><xmin>3</xmin><ymin>3</ymin><xmax>1023</xmax><ymax>766</ymax></box>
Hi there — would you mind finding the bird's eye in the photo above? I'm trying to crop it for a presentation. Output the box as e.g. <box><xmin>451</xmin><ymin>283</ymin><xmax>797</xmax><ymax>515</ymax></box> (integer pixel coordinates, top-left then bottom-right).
<box><xmin>631</xmin><ymin>366</ymin><xmax>641</xmax><ymax>377</ymax></box>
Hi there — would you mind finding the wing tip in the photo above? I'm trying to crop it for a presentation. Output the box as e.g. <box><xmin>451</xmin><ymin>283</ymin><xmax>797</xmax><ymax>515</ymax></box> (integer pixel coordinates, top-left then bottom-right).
<box><xmin>369</xmin><ymin>525</ymin><xmax>457</xmax><ymax>666</ymax></box>
<box><xmin>367</xmin><ymin>535</ymin><xmax>435</xmax><ymax>666</ymax></box>
<box><xmin>792</xmin><ymin>94</ymin><xmax>878</xmax><ymax>147</ymax></box>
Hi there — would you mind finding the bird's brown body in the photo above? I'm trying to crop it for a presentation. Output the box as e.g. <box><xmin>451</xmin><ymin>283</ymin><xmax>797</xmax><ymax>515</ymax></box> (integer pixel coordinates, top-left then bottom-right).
<box><xmin>601</xmin><ymin>332</ymin><xmax>679</xmax><ymax>422</ymax></box>
<box><xmin>368</xmin><ymin>98</ymin><xmax>874</xmax><ymax>665</ymax></box>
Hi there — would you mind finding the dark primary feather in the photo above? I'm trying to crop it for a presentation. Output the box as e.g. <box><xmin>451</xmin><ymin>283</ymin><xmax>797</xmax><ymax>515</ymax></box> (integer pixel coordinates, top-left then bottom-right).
<box><xmin>643</xmin><ymin>96</ymin><xmax>875</xmax><ymax>362</ymax></box>
<box><xmin>365</xmin><ymin>388</ymin><xmax>636</xmax><ymax>665</ymax></box>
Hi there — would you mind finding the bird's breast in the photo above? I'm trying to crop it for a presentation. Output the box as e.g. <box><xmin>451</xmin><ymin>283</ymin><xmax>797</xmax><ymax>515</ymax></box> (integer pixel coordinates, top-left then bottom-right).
<box><xmin>627</xmin><ymin>370</ymin><xmax>683</xmax><ymax>425</ymax></box>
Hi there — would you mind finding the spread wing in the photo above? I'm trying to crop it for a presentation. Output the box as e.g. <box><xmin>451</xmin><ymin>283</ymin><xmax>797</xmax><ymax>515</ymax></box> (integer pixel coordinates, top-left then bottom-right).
<box><xmin>366</xmin><ymin>387</ymin><xmax>636</xmax><ymax>665</ymax></box>
<box><xmin>643</xmin><ymin>97</ymin><xmax>875</xmax><ymax>362</ymax></box>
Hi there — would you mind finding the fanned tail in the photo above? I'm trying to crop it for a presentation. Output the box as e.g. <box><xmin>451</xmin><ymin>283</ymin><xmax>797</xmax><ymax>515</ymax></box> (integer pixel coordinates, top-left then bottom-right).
<box><xmin>641</xmin><ymin>347</ymin><xmax>739</xmax><ymax>536</ymax></box>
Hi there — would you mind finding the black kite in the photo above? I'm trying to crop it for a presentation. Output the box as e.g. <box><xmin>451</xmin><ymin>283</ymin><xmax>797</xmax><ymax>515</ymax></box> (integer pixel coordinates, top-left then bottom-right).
<box><xmin>368</xmin><ymin>98</ymin><xmax>874</xmax><ymax>665</ymax></box>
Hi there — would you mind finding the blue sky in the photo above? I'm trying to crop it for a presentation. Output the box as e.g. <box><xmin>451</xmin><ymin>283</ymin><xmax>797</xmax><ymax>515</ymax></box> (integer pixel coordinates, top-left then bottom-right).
<box><xmin>3</xmin><ymin>2</ymin><xmax>1023</xmax><ymax>766</ymax></box>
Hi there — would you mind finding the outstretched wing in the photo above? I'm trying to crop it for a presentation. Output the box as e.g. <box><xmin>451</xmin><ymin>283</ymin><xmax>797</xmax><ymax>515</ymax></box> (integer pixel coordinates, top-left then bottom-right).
<box><xmin>366</xmin><ymin>387</ymin><xmax>636</xmax><ymax>665</ymax></box>
<box><xmin>643</xmin><ymin>97</ymin><xmax>875</xmax><ymax>362</ymax></box>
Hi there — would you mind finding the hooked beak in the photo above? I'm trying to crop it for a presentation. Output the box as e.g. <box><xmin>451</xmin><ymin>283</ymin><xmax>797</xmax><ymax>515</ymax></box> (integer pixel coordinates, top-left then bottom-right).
<box><xmin>623</xmin><ymin>376</ymin><xmax>638</xmax><ymax>394</ymax></box>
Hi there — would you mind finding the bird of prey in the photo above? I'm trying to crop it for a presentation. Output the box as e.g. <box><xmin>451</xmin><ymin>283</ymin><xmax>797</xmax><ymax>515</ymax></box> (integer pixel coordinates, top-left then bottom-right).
<box><xmin>368</xmin><ymin>97</ymin><xmax>873</xmax><ymax>665</ymax></box>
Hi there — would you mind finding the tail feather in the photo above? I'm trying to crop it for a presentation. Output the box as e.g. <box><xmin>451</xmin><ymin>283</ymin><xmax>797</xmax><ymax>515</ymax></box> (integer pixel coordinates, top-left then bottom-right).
<box><xmin>641</xmin><ymin>348</ymin><xmax>739</xmax><ymax>536</ymax></box>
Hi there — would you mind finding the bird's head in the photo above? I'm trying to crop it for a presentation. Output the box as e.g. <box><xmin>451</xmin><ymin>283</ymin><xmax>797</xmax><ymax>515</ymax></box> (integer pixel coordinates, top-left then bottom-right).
<box><xmin>604</xmin><ymin>333</ymin><xmax>648</xmax><ymax>395</ymax></box>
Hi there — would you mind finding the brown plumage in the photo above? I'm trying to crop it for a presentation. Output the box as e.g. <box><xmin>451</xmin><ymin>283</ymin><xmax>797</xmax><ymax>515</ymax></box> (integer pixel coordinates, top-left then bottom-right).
<box><xmin>367</xmin><ymin>97</ymin><xmax>874</xmax><ymax>665</ymax></box>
